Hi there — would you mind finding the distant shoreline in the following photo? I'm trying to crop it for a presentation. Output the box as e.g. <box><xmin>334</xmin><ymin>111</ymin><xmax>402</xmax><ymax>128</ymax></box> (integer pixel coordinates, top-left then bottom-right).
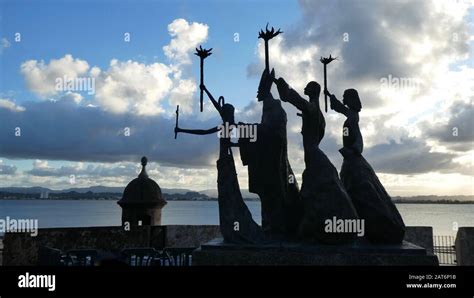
<box><xmin>0</xmin><ymin>198</ymin><xmax>473</xmax><ymax>204</ymax></box>
<box><xmin>1</xmin><ymin>188</ymin><xmax>473</xmax><ymax>204</ymax></box>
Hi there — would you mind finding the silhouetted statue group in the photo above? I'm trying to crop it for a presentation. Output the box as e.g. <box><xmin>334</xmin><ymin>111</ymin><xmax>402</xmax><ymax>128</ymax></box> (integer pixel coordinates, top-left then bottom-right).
<box><xmin>175</xmin><ymin>25</ymin><xmax>406</xmax><ymax>246</ymax></box>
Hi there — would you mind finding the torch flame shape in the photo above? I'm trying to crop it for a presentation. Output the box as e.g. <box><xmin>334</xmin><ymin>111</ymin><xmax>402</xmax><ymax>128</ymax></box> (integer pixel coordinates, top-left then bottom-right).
<box><xmin>258</xmin><ymin>23</ymin><xmax>283</xmax><ymax>41</ymax></box>
<box><xmin>195</xmin><ymin>46</ymin><xmax>212</xmax><ymax>112</ymax></box>
<box><xmin>320</xmin><ymin>55</ymin><xmax>337</xmax><ymax>113</ymax></box>
<box><xmin>320</xmin><ymin>54</ymin><xmax>337</xmax><ymax>65</ymax></box>
<box><xmin>194</xmin><ymin>45</ymin><xmax>213</xmax><ymax>59</ymax></box>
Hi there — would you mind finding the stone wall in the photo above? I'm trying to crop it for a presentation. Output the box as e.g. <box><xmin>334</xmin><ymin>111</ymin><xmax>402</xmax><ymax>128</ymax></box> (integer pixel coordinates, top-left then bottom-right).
<box><xmin>2</xmin><ymin>226</ymin><xmax>156</xmax><ymax>266</ymax></box>
<box><xmin>1</xmin><ymin>225</ymin><xmax>462</xmax><ymax>266</ymax></box>
<box><xmin>455</xmin><ymin>227</ymin><xmax>474</xmax><ymax>266</ymax></box>
<box><xmin>2</xmin><ymin>225</ymin><xmax>221</xmax><ymax>266</ymax></box>
<box><xmin>404</xmin><ymin>226</ymin><xmax>434</xmax><ymax>254</ymax></box>
<box><xmin>165</xmin><ymin>225</ymin><xmax>221</xmax><ymax>247</ymax></box>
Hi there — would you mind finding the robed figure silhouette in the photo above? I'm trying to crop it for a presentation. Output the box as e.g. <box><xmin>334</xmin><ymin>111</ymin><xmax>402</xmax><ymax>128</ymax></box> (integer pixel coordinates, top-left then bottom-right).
<box><xmin>175</xmin><ymin>85</ymin><xmax>264</xmax><ymax>244</ymax></box>
<box><xmin>275</xmin><ymin>78</ymin><xmax>359</xmax><ymax>244</ymax></box>
<box><xmin>239</xmin><ymin>69</ymin><xmax>302</xmax><ymax>240</ymax></box>
<box><xmin>326</xmin><ymin>88</ymin><xmax>406</xmax><ymax>244</ymax></box>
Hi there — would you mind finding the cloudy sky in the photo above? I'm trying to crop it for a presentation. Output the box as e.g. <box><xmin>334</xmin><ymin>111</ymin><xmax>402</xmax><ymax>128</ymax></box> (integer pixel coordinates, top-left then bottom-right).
<box><xmin>0</xmin><ymin>0</ymin><xmax>473</xmax><ymax>196</ymax></box>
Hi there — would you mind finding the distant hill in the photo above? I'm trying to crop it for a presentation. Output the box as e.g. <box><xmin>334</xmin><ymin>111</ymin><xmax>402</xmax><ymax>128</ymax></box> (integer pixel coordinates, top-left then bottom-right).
<box><xmin>392</xmin><ymin>195</ymin><xmax>474</xmax><ymax>203</ymax></box>
<box><xmin>0</xmin><ymin>186</ymin><xmax>472</xmax><ymax>203</ymax></box>
<box><xmin>0</xmin><ymin>188</ymin><xmax>211</xmax><ymax>201</ymax></box>
<box><xmin>0</xmin><ymin>186</ymin><xmax>53</xmax><ymax>194</ymax></box>
<box><xmin>64</xmin><ymin>186</ymin><xmax>124</xmax><ymax>193</ymax></box>
<box><xmin>0</xmin><ymin>186</ymin><xmax>195</xmax><ymax>195</ymax></box>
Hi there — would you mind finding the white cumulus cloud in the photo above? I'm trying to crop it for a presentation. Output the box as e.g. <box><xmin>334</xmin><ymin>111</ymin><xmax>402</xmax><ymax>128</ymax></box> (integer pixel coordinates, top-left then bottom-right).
<box><xmin>163</xmin><ymin>18</ymin><xmax>209</xmax><ymax>66</ymax></box>
<box><xmin>20</xmin><ymin>54</ymin><xmax>90</xmax><ymax>97</ymax></box>
<box><xmin>1</xmin><ymin>38</ymin><xmax>11</xmax><ymax>53</ymax></box>
<box><xmin>94</xmin><ymin>59</ymin><xmax>173</xmax><ymax>115</ymax></box>
<box><xmin>0</xmin><ymin>98</ymin><xmax>25</xmax><ymax>112</ymax></box>
<box><xmin>19</xmin><ymin>19</ymin><xmax>209</xmax><ymax>115</ymax></box>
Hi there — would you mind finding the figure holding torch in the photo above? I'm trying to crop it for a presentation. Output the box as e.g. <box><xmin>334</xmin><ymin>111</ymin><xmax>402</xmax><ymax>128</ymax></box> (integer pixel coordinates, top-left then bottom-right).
<box><xmin>320</xmin><ymin>55</ymin><xmax>337</xmax><ymax>113</ymax></box>
<box><xmin>195</xmin><ymin>46</ymin><xmax>212</xmax><ymax>112</ymax></box>
<box><xmin>258</xmin><ymin>23</ymin><xmax>282</xmax><ymax>72</ymax></box>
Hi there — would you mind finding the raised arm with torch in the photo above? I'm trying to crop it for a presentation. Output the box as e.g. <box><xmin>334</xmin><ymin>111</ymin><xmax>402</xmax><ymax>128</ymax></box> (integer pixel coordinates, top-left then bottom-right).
<box><xmin>258</xmin><ymin>23</ymin><xmax>282</xmax><ymax>72</ymax></box>
<box><xmin>174</xmin><ymin>105</ymin><xmax>180</xmax><ymax>139</ymax></box>
<box><xmin>320</xmin><ymin>55</ymin><xmax>337</xmax><ymax>113</ymax></box>
<box><xmin>195</xmin><ymin>46</ymin><xmax>212</xmax><ymax>112</ymax></box>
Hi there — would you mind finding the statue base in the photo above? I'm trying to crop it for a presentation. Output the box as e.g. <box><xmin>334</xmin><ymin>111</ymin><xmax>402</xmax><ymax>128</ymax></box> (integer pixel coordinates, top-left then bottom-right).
<box><xmin>192</xmin><ymin>238</ymin><xmax>439</xmax><ymax>266</ymax></box>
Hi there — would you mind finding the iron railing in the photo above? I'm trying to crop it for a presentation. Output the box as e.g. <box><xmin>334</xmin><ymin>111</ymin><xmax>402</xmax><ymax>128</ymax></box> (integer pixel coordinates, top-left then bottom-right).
<box><xmin>37</xmin><ymin>246</ymin><xmax>196</xmax><ymax>266</ymax></box>
<box><xmin>433</xmin><ymin>235</ymin><xmax>456</xmax><ymax>266</ymax></box>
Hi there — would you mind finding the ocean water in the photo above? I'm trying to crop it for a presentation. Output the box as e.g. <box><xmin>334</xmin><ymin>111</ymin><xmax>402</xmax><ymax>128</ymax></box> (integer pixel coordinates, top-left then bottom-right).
<box><xmin>0</xmin><ymin>200</ymin><xmax>472</xmax><ymax>237</ymax></box>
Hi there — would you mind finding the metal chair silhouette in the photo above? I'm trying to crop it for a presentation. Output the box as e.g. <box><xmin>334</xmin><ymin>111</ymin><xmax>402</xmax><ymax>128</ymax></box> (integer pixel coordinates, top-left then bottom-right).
<box><xmin>120</xmin><ymin>248</ymin><xmax>158</xmax><ymax>266</ymax></box>
<box><xmin>64</xmin><ymin>249</ymin><xmax>98</xmax><ymax>266</ymax></box>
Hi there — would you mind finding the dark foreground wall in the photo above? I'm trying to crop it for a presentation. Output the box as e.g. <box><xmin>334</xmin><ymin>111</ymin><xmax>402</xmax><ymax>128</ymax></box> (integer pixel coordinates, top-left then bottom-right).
<box><xmin>2</xmin><ymin>225</ymin><xmax>434</xmax><ymax>266</ymax></box>
<box><xmin>455</xmin><ymin>227</ymin><xmax>474</xmax><ymax>266</ymax></box>
<box><xmin>403</xmin><ymin>226</ymin><xmax>434</xmax><ymax>255</ymax></box>
<box><xmin>2</xmin><ymin>225</ymin><xmax>221</xmax><ymax>266</ymax></box>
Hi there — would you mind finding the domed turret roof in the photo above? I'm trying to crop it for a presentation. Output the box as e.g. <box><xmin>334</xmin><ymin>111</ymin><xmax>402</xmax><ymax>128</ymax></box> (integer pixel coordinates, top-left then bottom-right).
<box><xmin>117</xmin><ymin>157</ymin><xmax>167</xmax><ymax>208</ymax></box>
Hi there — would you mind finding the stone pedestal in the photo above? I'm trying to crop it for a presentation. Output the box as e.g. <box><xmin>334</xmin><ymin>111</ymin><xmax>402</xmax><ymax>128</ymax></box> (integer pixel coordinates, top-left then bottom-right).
<box><xmin>192</xmin><ymin>238</ymin><xmax>439</xmax><ymax>266</ymax></box>
<box><xmin>455</xmin><ymin>227</ymin><xmax>474</xmax><ymax>266</ymax></box>
<box><xmin>404</xmin><ymin>226</ymin><xmax>434</xmax><ymax>255</ymax></box>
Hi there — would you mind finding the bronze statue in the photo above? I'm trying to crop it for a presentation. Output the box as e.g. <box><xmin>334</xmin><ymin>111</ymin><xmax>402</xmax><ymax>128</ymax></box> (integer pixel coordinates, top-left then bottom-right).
<box><xmin>275</xmin><ymin>78</ymin><xmax>359</xmax><ymax>244</ymax></box>
<box><xmin>236</xmin><ymin>24</ymin><xmax>301</xmax><ymax>240</ymax></box>
<box><xmin>173</xmin><ymin>24</ymin><xmax>406</xmax><ymax>247</ymax></box>
<box><xmin>239</xmin><ymin>68</ymin><xmax>302</xmax><ymax>240</ymax></box>
<box><xmin>326</xmin><ymin>88</ymin><xmax>406</xmax><ymax>243</ymax></box>
<box><xmin>174</xmin><ymin>47</ymin><xmax>264</xmax><ymax>244</ymax></box>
